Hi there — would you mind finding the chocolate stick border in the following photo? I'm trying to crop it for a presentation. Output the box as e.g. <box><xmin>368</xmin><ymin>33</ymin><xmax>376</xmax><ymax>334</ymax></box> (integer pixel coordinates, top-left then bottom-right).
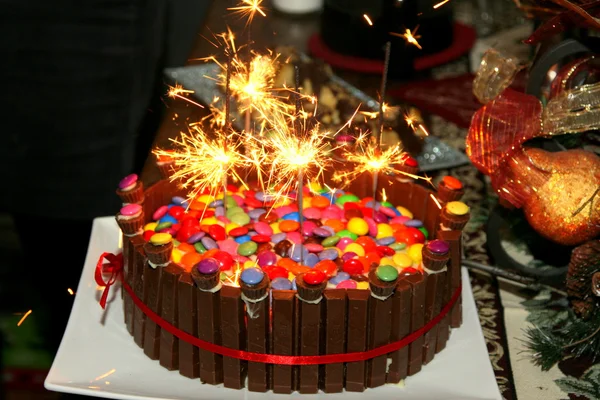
<box><xmin>345</xmin><ymin>289</ymin><xmax>370</xmax><ymax>392</ymax></box>
<box><xmin>321</xmin><ymin>290</ymin><xmax>347</xmax><ymax>393</ymax></box>
<box><xmin>159</xmin><ymin>263</ymin><xmax>183</xmax><ymax>370</ymax></box>
<box><xmin>220</xmin><ymin>285</ymin><xmax>247</xmax><ymax>389</ymax></box>
<box><xmin>405</xmin><ymin>273</ymin><xmax>426</xmax><ymax>376</ymax></box>
<box><xmin>177</xmin><ymin>273</ymin><xmax>199</xmax><ymax>379</ymax></box>
<box><xmin>197</xmin><ymin>287</ymin><xmax>223</xmax><ymax>385</ymax></box>
<box><xmin>272</xmin><ymin>291</ymin><xmax>296</xmax><ymax>394</ymax></box>
<box><xmin>387</xmin><ymin>279</ymin><xmax>411</xmax><ymax>383</ymax></box>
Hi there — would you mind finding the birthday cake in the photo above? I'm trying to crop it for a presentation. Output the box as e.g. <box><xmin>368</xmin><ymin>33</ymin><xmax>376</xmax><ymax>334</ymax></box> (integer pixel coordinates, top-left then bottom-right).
<box><xmin>112</xmin><ymin>166</ymin><xmax>469</xmax><ymax>393</ymax></box>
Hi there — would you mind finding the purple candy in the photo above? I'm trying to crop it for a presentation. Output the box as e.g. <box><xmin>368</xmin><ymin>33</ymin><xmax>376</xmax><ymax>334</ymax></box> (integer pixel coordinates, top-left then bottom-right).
<box><xmin>341</xmin><ymin>252</ymin><xmax>357</xmax><ymax>262</ymax></box>
<box><xmin>187</xmin><ymin>231</ymin><xmax>205</xmax><ymax>244</ymax></box>
<box><xmin>257</xmin><ymin>251</ymin><xmax>277</xmax><ymax>267</ymax></box>
<box><xmin>271</xmin><ymin>277</ymin><xmax>293</xmax><ymax>290</ymax></box>
<box><xmin>158</xmin><ymin>227</ymin><xmax>177</xmax><ymax>236</ymax></box>
<box><xmin>171</xmin><ymin>196</ymin><xmax>186</xmax><ymax>205</ymax></box>
<box><xmin>248</xmin><ymin>208</ymin><xmax>266</xmax><ymax>220</ymax></box>
<box><xmin>427</xmin><ymin>239</ymin><xmax>450</xmax><ymax>254</ymax></box>
<box><xmin>118</xmin><ymin>174</ymin><xmax>138</xmax><ymax>190</ymax></box>
<box><xmin>289</xmin><ymin>244</ymin><xmax>309</xmax><ymax>262</ymax></box>
<box><xmin>318</xmin><ymin>248</ymin><xmax>339</xmax><ymax>261</ymax></box>
<box><xmin>209</xmin><ymin>200</ymin><xmax>224</xmax><ymax>207</ymax></box>
<box><xmin>240</xmin><ymin>268</ymin><xmax>264</xmax><ymax>285</ymax></box>
<box><xmin>271</xmin><ymin>232</ymin><xmax>287</xmax><ymax>244</ymax></box>
<box><xmin>304</xmin><ymin>253</ymin><xmax>320</xmax><ymax>268</ymax></box>
<box><xmin>196</xmin><ymin>258</ymin><xmax>219</xmax><ymax>275</ymax></box>
<box><xmin>215</xmin><ymin>206</ymin><xmax>225</xmax><ymax>217</ymax></box>
<box><xmin>376</xmin><ymin>236</ymin><xmax>395</xmax><ymax>246</ymax></box>
<box><xmin>313</xmin><ymin>227</ymin><xmax>332</xmax><ymax>238</ymax></box>
<box><xmin>201</xmin><ymin>237</ymin><xmax>218</xmax><ymax>250</ymax></box>
<box><xmin>329</xmin><ymin>271</ymin><xmax>350</xmax><ymax>285</ymax></box>
<box><xmin>405</xmin><ymin>219</ymin><xmax>423</xmax><ymax>228</ymax></box>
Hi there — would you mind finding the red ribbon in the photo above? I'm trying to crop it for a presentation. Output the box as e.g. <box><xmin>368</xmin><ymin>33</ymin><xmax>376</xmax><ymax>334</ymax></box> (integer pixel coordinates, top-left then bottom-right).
<box><xmin>116</xmin><ymin>261</ymin><xmax>462</xmax><ymax>366</ymax></box>
<box><xmin>94</xmin><ymin>252</ymin><xmax>124</xmax><ymax>309</ymax></box>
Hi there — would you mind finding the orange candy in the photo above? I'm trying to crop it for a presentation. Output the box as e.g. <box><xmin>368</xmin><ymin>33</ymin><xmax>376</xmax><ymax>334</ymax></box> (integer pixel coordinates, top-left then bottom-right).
<box><xmin>201</xmin><ymin>248</ymin><xmax>220</xmax><ymax>260</ymax></box>
<box><xmin>311</xmin><ymin>196</ymin><xmax>330</xmax><ymax>209</ymax></box>
<box><xmin>358</xmin><ymin>256</ymin><xmax>371</xmax><ymax>272</ymax></box>
<box><xmin>324</xmin><ymin>219</ymin><xmax>345</xmax><ymax>232</ymax></box>
<box><xmin>442</xmin><ymin>175</ymin><xmax>463</xmax><ymax>190</ymax></box>
<box><xmin>355</xmin><ymin>236</ymin><xmax>377</xmax><ymax>253</ymax></box>
<box><xmin>189</xmin><ymin>200</ymin><xmax>207</xmax><ymax>211</ymax></box>
<box><xmin>278</xmin><ymin>258</ymin><xmax>310</xmax><ymax>276</ymax></box>
<box><xmin>390</xmin><ymin>223</ymin><xmax>407</xmax><ymax>234</ymax></box>
<box><xmin>314</xmin><ymin>260</ymin><xmax>337</xmax><ymax>277</ymax></box>
<box><xmin>364</xmin><ymin>251</ymin><xmax>381</xmax><ymax>267</ymax></box>
<box><xmin>279</xmin><ymin>220</ymin><xmax>300</xmax><ymax>232</ymax></box>
<box><xmin>177</xmin><ymin>242</ymin><xmax>196</xmax><ymax>254</ymax></box>
<box><xmin>180</xmin><ymin>252</ymin><xmax>202</xmax><ymax>271</ymax></box>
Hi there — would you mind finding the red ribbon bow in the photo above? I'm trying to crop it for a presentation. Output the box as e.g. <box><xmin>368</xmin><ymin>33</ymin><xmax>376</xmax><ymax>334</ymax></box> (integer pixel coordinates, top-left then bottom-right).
<box><xmin>94</xmin><ymin>252</ymin><xmax>124</xmax><ymax>309</ymax></box>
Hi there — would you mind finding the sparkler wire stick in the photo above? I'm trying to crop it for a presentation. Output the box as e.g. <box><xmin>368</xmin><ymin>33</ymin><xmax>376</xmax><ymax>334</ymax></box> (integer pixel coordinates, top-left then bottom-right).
<box><xmin>223</xmin><ymin>51</ymin><xmax>233</xmax><ymax>205</ymax></box>
<box><xmin>294</xmin><ymin>63</ymin><xmax>305</xmax><ymax>265</ymax></box>
<box><xmin>373</xmin><ymin>41</ymin><xmax>392</xmax><ymax>216</ymax></box>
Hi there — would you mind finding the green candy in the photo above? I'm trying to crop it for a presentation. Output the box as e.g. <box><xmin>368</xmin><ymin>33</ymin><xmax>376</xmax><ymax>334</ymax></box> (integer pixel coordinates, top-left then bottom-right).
<box><xmin>381</xmin><ymin>201</ymin><xmax>394</xmax><ymax>208</ymax></box>
<box><xmin>155</xmin><ymin>221</ymin><xmax>172</xmax><ymax>231</ymax></box>
<box><xmin>335</xmin><ymin>194</ymin><xmax>360</xmax><ymax>206</ymax></box>
<box><xmin>418</xmin><ymin>227</ymin><xmax>429</xmax><ymax>239</ymax></box>
<box><xmin>231</xmin><ymin>212</ymin><xmax>251</xmax><ymax>226</ymax></box>
<box><xmin>390</xmin><ymin>242</ymin><xmax>407</xmax><ymax>251</ymax></box>
<box><xmin>376</xmin><ymin>265</ymin><xmax>399</xmax><ymax>282</ymax></box>
<box><xmin>172</xmin><ymin>239</ymin><xmax>181</xmax><ymax>247</ymax></box>
<box><xmin>226</xmin><ymin>206</ymin><xmax>245</xmax><ymax>219</ymax></box>
<box><xmin>224</xmin><ymin>196</ymin><xmax>238</xmax><ymax>209</ymax></box>
<box><xmin>336</xmin><ymin>229</ymin><xmax>358</xmax><ymax>240</ymax></box>
<box><xmin>193</xmin><ymin>242</ymin><xmax>207</xmax><ymax>254</ymax></box>
<box><xmin>238</xmin><ymin>241</ymin><xmax>258</xmax><ymax>256</ymax></box>
<box><xmin>322</xmin><ymin>236</ymin><xmax>341</xmax><ymax>247</ymax></box>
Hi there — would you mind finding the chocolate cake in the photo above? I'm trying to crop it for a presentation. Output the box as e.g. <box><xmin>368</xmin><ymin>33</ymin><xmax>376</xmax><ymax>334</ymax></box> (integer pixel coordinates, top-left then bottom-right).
<box><xmin>112</xmin><ymin>167</ymin><xmax>467</xmax><ymax>393</ymax></box>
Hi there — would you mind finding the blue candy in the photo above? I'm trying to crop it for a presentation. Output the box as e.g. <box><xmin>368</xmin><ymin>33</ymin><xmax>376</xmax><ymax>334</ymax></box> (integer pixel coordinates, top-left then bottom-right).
<box><xmin>282</xmin><ymin>212</ymin><xmax>300</xmax><ymax>222</ymax></box>
<box><xmin>376</xmin><ymin>236</ymin><xmax>396</xmax><ymax>246</ymax></box>
<box><xmin>240</xmin><ymin>268</ymin><xmax>264</xmax><ymax>285</ymax></box>
<box><xmin>271</xmin><ymin>277</ymin><xmax>292</xmax><ymax>290</ymax></box>
<box><xmin>234</xmin><ymin>235</ymin><xmax>252</xmax><ymax>244</ymax></box>
<box><xmin>159</xmin><ymin>214</ymin><xmax>178</xmax><ymax>225</ymax></box>
<box><xmin>271</xmin><ymin>232</ymin><xmax>287</xmax><ymax>244</ymax></box>
<box><xmin>304</xmin><ymin>253</ymin><xmax>319</xmax><ymax>268</ymax></box>
<box><xmin>201</xmin><ymin>237</ymin><xmax>218</xmax><ymax>250</ymax></box>
<box><xmin>329</xmin><ymin>272</ymin><xmax>350</xmax><ymax>285</ymax></box>
<box><xmin>318</xmin><ymin>248</ymin><xmax>339</xmax><ymax>261</ymax></box>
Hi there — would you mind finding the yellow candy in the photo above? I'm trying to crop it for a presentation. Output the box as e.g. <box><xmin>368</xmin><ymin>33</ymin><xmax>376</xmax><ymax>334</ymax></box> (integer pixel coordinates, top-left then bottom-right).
<box><xmin>171</xmin><ymin>248</ymin><xmax>184</xmax><ymax>264</ymax></box>
<box><xmin>308</xmin><ymin>180</ymin><xmax>322</xmax><ymax>193</ymax></box>
<box><xmin>347</xmin><ymin>217</ymin><xmax>369</xmax><ymax>236</ymax></box>
<box><xmin>447</xmin><ymin>201</ymin><xmax>470</xmax><ymax>216</ymax></box>
<box><xmin>396</xmin><ymin>206</ymin><xmax>413</xmax><ymax>219</ymax></box>
<box><xmin>357</xmin><ymin>281</ymin><xmax>370</xmax><ymax>290</ymax></box>
<box><xmin>376</xmin><ymin>223</ymin><xmax>394</xmax><ymax>239</ymax></box>
<box><xmin>201</xmin><ymin>216</ymin><xmax>220</xmax><ymax>226</ymax></box>
<box><xmin>150</xmin><ymin>232</ymin><xmax>172</xmax><ymax>245</ymax></box>
<box><xmin>303</xmin><ymin>197</ymin><xmax>312</xmax><ymax>210</ymax></box>
<box><xmin>345</xmin><ymin>243</ymin><xmax>365</xmax><ymax>257</ymax></box>
<box><xmin>408</xmin><ymin>244</ymin><xmax>424</xmax><ymax>263</ymax></box>
<box><xmin>197</xmin><ymin>195</ymin><xmax>215</xmax><ymax>205</ymax></box>
<box><xmin>243</xmin><ymin>261</ymin><xmax>256</xmax><ymax>269</ymax></box>
<box><xmin>288</xmin><ymin>272</ymin><xmax>295</xmax><ymax>281</ymax></box>
<box><xmin>380</xmin><ymin>257</ymin><xmax>395</xmax><ymax>267</ymax></box>
<box><xmin>225</xmin><ymin>223</ymin><xmax>240</xmax><ymax>234</ymax></box>
<box><xmin>393</xmin><ymin>253</ymin><xmax>413</xmax><ymax>268</ymax></box>
<box><xmin>144</xmin><ymin>222</ymin><xmax>158</xmax><ymax>231</ymax></box>
<box><xmin>270</xmin><ymin>222</ymin><xmax>282</xmax><ymax>234</ymax></box>
<box><xmin>273</xmin><ymin>197</ymin><xmax>292</xmax><ymax>207</ymax></box>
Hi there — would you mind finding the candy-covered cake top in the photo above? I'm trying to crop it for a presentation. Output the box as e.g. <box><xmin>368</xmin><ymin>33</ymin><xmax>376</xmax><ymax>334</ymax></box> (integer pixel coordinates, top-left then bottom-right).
<box><xmin>139</xmin><ymin>182</ymin><xmax>449</xmax><ymax>291</ymax></box>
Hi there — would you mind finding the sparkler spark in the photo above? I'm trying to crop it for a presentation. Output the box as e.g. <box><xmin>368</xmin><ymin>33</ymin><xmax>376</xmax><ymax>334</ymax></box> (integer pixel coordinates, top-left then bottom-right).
<box><xmin>67</xmin><ymin>288</ymin><xmax>75</xmax><ymax>295</ymax></box>
<box><xmin>333</xmin><ymin>132</ymin><xmax>432</xmax><ymax>187</ymax></box>
<box><xmin>17</xmin><ymin>310</ymin><xmax>32</xmax><ymax>327</ymax></box>
<box><xmin>93</xmin><ymin>369</ymin><xmax>116</xmax><ymax>382</ymax></box>
<box><xmin>228</xmin><ymin>0</ymin><xmax>266</xmax><ymax>25</ymax></box>
<box><xmin>363</xmin><ymin>14</ymin><xmax>374</xmax><ymax>26</ymax></box>
<box><xmin>167</xmin><ymin>84</ymin><xmax>205</xmax><ymax>108</ymax></box>
<box><xmin>390</xmin><ymin>26</ymin><xmax>423</xmax><ymax>50</ymax></box>
<box><xmin>433</xmin><ymin>0</ymin><xmax>451</xmax><ymax>9</ymax></box>
<box><xmin>153</xmin><ymin>127</ymin><xmax>255</xmax><ymax>202</ymax></box>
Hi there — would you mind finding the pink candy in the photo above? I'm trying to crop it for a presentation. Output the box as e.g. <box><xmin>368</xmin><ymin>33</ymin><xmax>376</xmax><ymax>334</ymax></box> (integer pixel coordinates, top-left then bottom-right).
<box><xmin>274</xmin><ymin>206</ymin><xmax>295</xmax><ymax>218</ymax></box>
<box><xmin>253</xmin><ymin>221</ymin><xmax>273</xmax><ymax>236</ymax></box>
<box><xmin>302</xmin><ymin>220</ymin><xmax>317</xmax><ymax>236</ymax></box>
<box><xmin>305</xmin><ymin>243</ymin><xmax>324</xmax><ymax>253</ymax></box>
<box><xmin>153</xmin><ymin>205</ymin><xmax>168</xmax><ymax>220</ymax></box>
<box><xmin>120</xmin><ymin>203</ymin><xmax>142</xmax><ymax>216</ymax></box>
<box><xmin>379</xmin><ymin>206</ymin><xmax>397</xmax><ymax>218</ymax></box>
<box><xmin>336</xmin><ymin>280</ymin><xmax>357</xmax><ymax>289</ymax></box>
<box><xmin>286</xmin><ymin>231</ymin><xmax>302</xmax><ymax>244</ymax></box>
<box><xmin>336</xmin><ymin>237</ymin><xmax>354</xmax><ymax>251</ymax></box>
<box><xmin>303</xmin><ymin>207</ymin><xmax>321</xmax><ymax>219</ymax></box>
<box><xmin>118</xmin><ymin>174</ymin><xmax>138</xmax><ymax>190</ymax></box>
<box><xmin>390</xmin><ymin>216</ymin><xmax>411</xmax><ymax>225</ymax></box>
<box><xmin>365</xmin><ymin>217</ymin><xmax>378</xmax><ymax>236</ymax></box>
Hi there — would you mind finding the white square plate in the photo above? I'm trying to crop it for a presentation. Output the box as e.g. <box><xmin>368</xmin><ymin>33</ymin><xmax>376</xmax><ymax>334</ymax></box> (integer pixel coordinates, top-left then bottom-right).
<box><xmin>45</xmin><ymin>217</ymin><xmax>501</xmax><ymax>400</ymax></box>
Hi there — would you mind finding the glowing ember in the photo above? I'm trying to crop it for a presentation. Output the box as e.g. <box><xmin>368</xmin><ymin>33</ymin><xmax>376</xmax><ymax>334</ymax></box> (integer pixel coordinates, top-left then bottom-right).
<box><xmin>363</xmin><ymin>14</ymin><xmax>373</xmax><ymax>26</ymax></box>
<box><xmin>67</xmin><ymin>288</ymin><xmax>75</xmax><ymax>295</ymax></box>
<box><xmin>17</xmin><ymin>310</ymin><xmax>32</xmax><ymax>327</ymax></box>
<box><xmin>390</xmin><ymin>26</ymin><xmax>423</xmax><ymax>50</ymax></box>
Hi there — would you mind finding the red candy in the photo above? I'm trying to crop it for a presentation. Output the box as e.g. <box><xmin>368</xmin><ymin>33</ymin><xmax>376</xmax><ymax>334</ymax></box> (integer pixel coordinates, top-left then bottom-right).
<box><xmin>376</xmin><ymin>245</ymin><xmax>395</xmax><ymax>257</ymax></box>
<box><xmin>303</xmin><ymin>269</ymin><xmax>326</xmax><ymax>285</ymax></box>
<box><xmin>355</xmin><ymin>236</ymin><xmax>377</xmax><ymax>253</ymax></box>
<box><xmin>208</xmin><ymin>225</ymin><xmax>226</xmax><ymax>241</ymax></box>
<box><xmin>263</xmin><ymin>266</ymin><xmax>288</xmax><ymax>280</ymax></box>
<box><xmin>401</xmin><ymin>267</ymin><xmax>421</xmax><ymax>276</ymax></box>
<box><xmin>245</xmin><ymin>197</ymin><xmax>263</xmax><ymax>208</ymax></box>
<box><xmin>181</xmin><ymin>216</ymin><xmax>200</xmax><ymax>227</ymax></box>
<box><xmin>314</xmin><ymin>260</ymin><xmax>337</xmax><ymax>277</ymax></box>
<box><xmin>251</xmin><ymin>234</ymin><xmax>271</xmax><ymax>243</ymax></box>
<box><xmin>168</xmin><ymin>205</ymin><xmax>185</xmax><ymax>219</ymax></box>
<box><xmin>404</xmin><ymin>156</ymin><xmax>418</xmax><ymax>167</ymax></box>
<box><xmin>343</xmin><ymin>259</ymin><xmax>363</xmax><ymax>275</ymax></box>
<box><xmin>229</xmin><ymin>227</ymin><xmax>249</xmax><ymax>237</ymax></box>
<box><xmin>143</xmin><ymin>230</ymin><xmax>155</xmax><ymax>241</ymax></box>
<box><xmin>212</xmin><ymin>250</ymin><xmax>234</xmax><ymax>271</ymax></box>
<box><xmin>395</xmin><ymin>227</ymin><xmax>426</xmax><ymax>245</ymax></box>
<box><xmin>343</xmin><ymin>202</ymin><xmax>360</xmax><ymax>211</ymax></box>
<box><xmin>176</xmin><ymin>225</ymin><xmax>200</xmax><ymax>242</ymax></box>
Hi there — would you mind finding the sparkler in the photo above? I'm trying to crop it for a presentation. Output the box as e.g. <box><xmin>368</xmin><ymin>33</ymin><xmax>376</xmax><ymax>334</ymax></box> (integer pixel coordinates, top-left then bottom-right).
<box><xmin>17</xmin><ymin>309</ymin><xmax>32</xmax><ymax>327</ymax></box>
<box><xmin>228</xmin><ymin>0</ymin><xmax>266</xmax><ymax>26</ymax></box>
<box><xmin>390</xmin><ymin>26</ymin><xmax>423</xmax><ymax>50</ymax></box>
<box><xmin>433</xmin><ymin>0</ymin><xmax>451</xmax><ymax>9</ymax></box>
<box><xmin>363</xmin><ymin>14</ymin><xmax>374</xmax><ymax>26</ymax></box>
